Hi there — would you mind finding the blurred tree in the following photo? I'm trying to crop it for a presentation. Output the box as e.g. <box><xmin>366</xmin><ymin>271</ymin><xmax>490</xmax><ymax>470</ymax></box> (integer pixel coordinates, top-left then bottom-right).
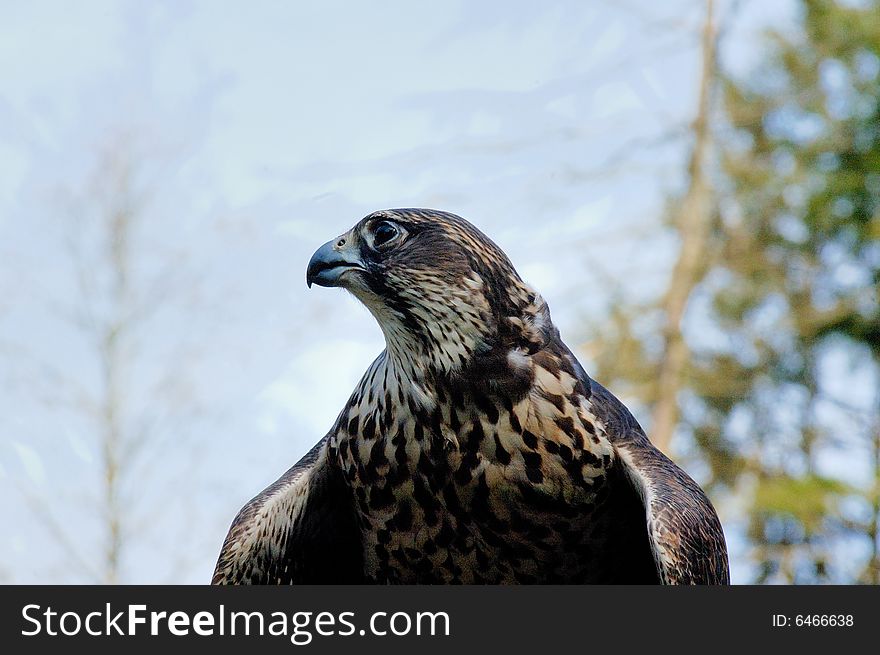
<box><xmin>652</xmin><ymin>0</ymin><xmax>718</xmax><ymax>453</ymax></box>
<box><xmin>1</xmin><ymin>136</ymin><xmax>214</xmax><ymax>583</ymax></box>
<box><xmin>712</xmin><ymin>0</ymin><xmax>880</xmax><ymax>584</ymax></box>
<box><xmin>589</xmin><ymin>0</ymin><xmax>880</xmax><ymax>583</ymax></box>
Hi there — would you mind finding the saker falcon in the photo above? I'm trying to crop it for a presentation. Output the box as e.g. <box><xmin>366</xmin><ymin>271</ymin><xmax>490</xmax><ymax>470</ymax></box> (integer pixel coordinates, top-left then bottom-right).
<box><xmin>213</xmin><ymin>209</ymin><xmax>730</xmax><ymax>584</ymax></box>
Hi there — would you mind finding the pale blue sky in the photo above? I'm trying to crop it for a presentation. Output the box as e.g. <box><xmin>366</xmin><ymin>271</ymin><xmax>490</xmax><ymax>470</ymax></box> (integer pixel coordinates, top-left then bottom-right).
<box><xmin>0</xmin><ymin>0</ymin><xmax>803</xmax><ymax>583</ymax></box>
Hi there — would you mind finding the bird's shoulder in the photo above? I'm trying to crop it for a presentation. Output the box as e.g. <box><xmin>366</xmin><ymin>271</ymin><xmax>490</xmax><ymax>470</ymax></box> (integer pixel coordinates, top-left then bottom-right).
<box><xmin>548</xmin><ymin>337</ymin><xmax>730</xmax><ymax>584</ymax></box>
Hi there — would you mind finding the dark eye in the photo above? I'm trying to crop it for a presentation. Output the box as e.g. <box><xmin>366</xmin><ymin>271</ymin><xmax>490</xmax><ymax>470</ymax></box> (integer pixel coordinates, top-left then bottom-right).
<box><xmin>373</xmin><ymin>221</ymin><xmax>400</xmax><ymax>247</ymax></box>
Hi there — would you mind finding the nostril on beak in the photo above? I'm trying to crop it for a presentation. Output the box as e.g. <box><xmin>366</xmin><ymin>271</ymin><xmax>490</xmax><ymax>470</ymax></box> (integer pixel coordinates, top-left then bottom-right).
<box><xmin>306</xmin><ymin>238</ymin><xmax>365</xmax><ymax>289</ymax></box>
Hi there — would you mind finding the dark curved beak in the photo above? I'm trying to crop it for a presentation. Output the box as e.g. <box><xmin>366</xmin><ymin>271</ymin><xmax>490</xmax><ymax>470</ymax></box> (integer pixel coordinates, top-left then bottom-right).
<box><xmin>306</xmin><ymin>238</ymin><xmax>365</xmax><ymax>288</ymax></box>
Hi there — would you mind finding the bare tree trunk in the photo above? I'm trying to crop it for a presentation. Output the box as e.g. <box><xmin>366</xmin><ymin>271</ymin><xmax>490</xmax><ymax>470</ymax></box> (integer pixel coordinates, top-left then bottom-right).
<box><xmin>869</xmin><ymin>410</ymin><xmax>880</xmax><ymax>585</ymax></box>
<box><xmin>98</xmin><ymin>162</ymin><xmax>134</xmax><ymax>584</ymax></box>
<box><xmin>650</xmin><ymin>0</ymin><xmax>717</xmax><ymax>453</ymax></box>
<box><xmin>101</xmin><ymin>331</ymin><xmax>123</xmax><ymax>584</ymax></box>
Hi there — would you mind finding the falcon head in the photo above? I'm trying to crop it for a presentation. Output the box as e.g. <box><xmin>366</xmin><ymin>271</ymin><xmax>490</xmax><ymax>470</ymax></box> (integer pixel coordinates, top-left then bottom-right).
<box><xmin>306</xmin><ymin>209</ymin><xmax>552</xmax><ymax>373</ymax></box>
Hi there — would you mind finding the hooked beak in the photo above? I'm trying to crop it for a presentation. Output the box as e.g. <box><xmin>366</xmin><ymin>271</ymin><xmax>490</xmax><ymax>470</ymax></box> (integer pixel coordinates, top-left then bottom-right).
<box><xmin>306</xmin><ymin>237</ymin><xmax>365</xmax><ymax>288</ymax></box>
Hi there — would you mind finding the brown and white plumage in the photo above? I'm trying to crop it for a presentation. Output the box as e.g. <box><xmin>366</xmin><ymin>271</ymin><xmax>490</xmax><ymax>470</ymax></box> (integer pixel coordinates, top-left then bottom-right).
<box><xmin>212</xmin><ymin>209</ymin><xmax>729</xmax><ymax>585</ymax></box>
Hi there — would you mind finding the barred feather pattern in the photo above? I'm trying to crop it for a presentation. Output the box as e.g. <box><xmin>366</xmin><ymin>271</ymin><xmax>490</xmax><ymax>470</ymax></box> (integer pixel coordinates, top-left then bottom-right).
<box><xmin>213</xmin><ymin>209</ymin><xmax>729</xmax><ymax>585</ymax></box>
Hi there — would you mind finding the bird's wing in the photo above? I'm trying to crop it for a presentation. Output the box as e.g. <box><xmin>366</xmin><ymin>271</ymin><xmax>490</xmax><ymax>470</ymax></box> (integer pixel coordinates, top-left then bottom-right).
<box><xmin>212</xmin><ymin>435</ymin><xmax>364</xmax><ymax>584</ymax></box>
<box><xmin>564</xmin><ymin>349</ymin><xmax>730</xmax><ymax>585</ymax></box>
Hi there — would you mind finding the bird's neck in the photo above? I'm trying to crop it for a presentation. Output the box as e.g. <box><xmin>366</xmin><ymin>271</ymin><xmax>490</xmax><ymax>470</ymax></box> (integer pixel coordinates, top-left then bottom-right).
<box><xmin>378</xmin><ymin>280</ymin><xmax>554</xmax><ymax>381</ymax></box>
<box><xmin>392</xmin><ymin>275</ymin><xmax>496</xmax><ymax>376</ymax></box>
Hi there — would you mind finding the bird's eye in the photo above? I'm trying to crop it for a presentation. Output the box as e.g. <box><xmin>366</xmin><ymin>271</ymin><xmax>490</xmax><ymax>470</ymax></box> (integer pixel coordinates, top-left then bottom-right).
<box><xmin>373</xmin><ymin>221</ymin><xmax>400</xmax><ymax>248</ymax></box>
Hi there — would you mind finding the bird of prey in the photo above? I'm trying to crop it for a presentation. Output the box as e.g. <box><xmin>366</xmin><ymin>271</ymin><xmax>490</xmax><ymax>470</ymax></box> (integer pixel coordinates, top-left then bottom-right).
<box><xmin>213</xmin><ymin>209</ymin><xmax>729</xmax><ymax>585</ymax></box>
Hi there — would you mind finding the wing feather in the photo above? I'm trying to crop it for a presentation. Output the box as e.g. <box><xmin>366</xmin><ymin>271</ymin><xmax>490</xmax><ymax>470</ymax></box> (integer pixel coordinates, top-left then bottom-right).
<box><xmin>563</xmin><ymin>348</ymin><xmax>730</xmax><ymax>584</ymax></box>
<box><xmin>212</xmin><ymin>435</ymin><xmax>364</xmax><ymax>584</ymax></box>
